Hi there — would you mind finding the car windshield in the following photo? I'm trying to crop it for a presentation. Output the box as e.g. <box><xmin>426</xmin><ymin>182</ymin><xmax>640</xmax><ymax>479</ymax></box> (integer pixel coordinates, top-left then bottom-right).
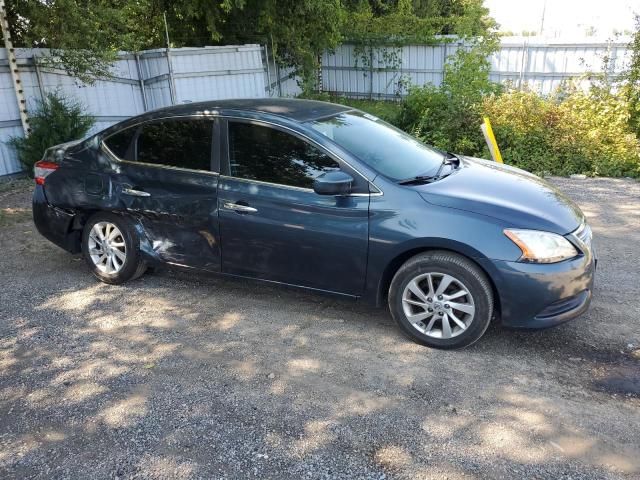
<box><xmin>307</xmin><ymin>111</ymin><xmax>445</xmax><ymax>181</ymax></box>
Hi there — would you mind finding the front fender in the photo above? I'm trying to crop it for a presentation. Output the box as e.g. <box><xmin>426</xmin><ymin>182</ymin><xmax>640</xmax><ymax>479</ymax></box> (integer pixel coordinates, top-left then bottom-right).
<box><xmin>363</xmin><ymin>191</ymin><xmax>520</xmax><ymax>306</ymax></box>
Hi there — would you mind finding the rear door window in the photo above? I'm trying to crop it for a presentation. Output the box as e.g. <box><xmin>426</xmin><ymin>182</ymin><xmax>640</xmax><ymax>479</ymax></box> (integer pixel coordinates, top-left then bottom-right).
<box><xmin>103</xmin><ymin>127</ymin><xmax>136</xmax><ymax>160</ymax></box>
<box><xmin>228</xmin><ymin>122</ymin><xmax>339</xmax><ymax>189</ymax></box>
<box><xmin>136</xmin><ymin>118</ymin><xmax>214</xmax><ymax>171</ymax></box>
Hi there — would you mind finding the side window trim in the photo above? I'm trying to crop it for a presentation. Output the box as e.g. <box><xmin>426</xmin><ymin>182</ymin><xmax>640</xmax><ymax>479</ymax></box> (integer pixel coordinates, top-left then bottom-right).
<box><xmin>101</xmin><ymin>116</ymin><xmax>220</xmax><ymax>175</ymax></box>
<box><xmin>212</xmin><ymin>118</ymin><xmax>221</xmax><ymax>174</ymax></box>
<box><xmin>221</xmin><ymin>116</ymin><xmax>372</xmax><ymax>194</ymax></box>
<box><xmin>130</xmin><ymin>125</ymin><xmax>142</xmax><ymax>161</ymax></box>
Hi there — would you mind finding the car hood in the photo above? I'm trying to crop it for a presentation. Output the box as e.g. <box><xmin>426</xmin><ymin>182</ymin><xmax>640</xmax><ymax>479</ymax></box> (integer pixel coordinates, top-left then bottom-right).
<box><xmin>415</xmin><ymin>156</ymin><xmax>584</xmax><ymax>234</ymax></box>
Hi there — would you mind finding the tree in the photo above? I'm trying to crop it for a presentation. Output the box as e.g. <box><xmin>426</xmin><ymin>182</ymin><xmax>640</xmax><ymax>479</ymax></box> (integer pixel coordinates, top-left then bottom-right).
<box><xmin>6</xmin><ymin>0</ymin><xmax>345</xmax><ymax>88</ymax></box>
<box><xmin>626</xmin><ymin>14</ymin><xmax>640</xmax><ymax>136</ymax></box>
<box><xmin>343</xmin><ymin>0</ymin><xmax>496</xmax><ymax>39</ymax></box>
<box><xmin>215</xmin><ymin>0</ymin><xmax>346</xmax><ymax>92</ymax></box>
<box><xmin>5</xmin><ymin>0</ymin><xmax>162</xmax><ymax>82</ymax></box>
<box><xmin>6</xmin><ymin>0</ymin><xmax>497</xmax><ymax>88</ymax></box>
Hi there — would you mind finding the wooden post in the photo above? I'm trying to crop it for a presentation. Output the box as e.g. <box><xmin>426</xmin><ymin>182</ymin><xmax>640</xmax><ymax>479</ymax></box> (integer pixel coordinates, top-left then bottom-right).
<box><xmin>369</xmin><ymin>47</ymin><xmax>374</xmax><ymax>100</ymax></box>
<box><xmin>0</xmin><ymin>0</ymin><xmax>30</xmax><ymax>135</ymax></box>
<box><xmin>135</xmin><ymin>53</ymin><xmax>148</xmax><ymax>111</ymax></box>
<box><xmin>270</xmin><ymin>34</ymin><xmax>282</xmax><ymax>97</ymax></box>
<box><xmin>163</xmin><ymin>12</ymin><xmax>177</xmax><ymax>105</ymax></box>
<box><xmin>33</xmin><ymin>54</ymin><xmax>46</xmax><ymax>101</ymax></box>
<box><xmin>518</xmin><ymin>40</ymin><xmax>528</xmax><ymax>90</ymax></box>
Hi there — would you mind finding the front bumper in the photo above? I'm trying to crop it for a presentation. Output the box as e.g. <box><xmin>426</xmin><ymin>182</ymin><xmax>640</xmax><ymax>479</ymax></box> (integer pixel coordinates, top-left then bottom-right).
<box><xmin>478</xmin><ymin>237</ymin><xmax>596</xmax><ymax>329</ymax></box>
<box><xmin>528</xmin><ymin>288</ymin><xmax>591</xmax><ymax>328</ymax></box>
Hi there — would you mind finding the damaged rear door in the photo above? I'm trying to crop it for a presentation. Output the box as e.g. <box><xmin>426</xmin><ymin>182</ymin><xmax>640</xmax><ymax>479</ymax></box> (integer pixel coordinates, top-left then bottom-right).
<box><xmin>102</xmin><ymin>116</ymin><xmax>221</xmax><ymax>271</ymax></box>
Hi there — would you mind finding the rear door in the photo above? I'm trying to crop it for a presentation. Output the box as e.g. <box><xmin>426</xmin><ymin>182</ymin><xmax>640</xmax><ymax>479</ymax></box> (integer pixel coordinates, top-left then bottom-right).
<box><xmin>218</xmin><ymin>119</ymin><xmax>370</xmax><ymax>296</ymax></box>
<box><xmin>102</xmin><ymin>116</ymin><xmax>222</xmax><ymax>271</ymax></box>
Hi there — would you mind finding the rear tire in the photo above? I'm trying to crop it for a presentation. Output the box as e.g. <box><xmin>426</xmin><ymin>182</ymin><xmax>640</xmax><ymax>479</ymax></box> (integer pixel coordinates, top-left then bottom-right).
<box><xmin>388</xmin><ymin>251</ymin><xmax>493</xmax><ymax>349</ymax></box>
<box><xmin>81</xmin><ymin>212</ymin><xmax>147</xmax><ymax>285</ymax></box>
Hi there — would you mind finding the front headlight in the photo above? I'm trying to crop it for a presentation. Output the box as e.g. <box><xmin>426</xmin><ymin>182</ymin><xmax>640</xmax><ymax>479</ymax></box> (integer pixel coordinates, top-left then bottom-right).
<box><xmin>504</xmin><ymin>229</ymin><xmax>578</xmax><ymax>263</ymax></box>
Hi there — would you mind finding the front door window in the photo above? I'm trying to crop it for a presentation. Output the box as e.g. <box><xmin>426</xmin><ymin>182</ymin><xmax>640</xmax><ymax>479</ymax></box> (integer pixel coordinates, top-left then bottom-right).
<box><xmin>228</xmin><ymin>122</ymin><xmax>339</xmax><ymax>188</ymax></box>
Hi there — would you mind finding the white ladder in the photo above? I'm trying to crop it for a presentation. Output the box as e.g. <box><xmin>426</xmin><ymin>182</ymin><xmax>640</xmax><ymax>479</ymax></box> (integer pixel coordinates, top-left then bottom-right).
<box><xmin>0</xmin><ymin>0</ymin><xmax>30</xmax><ymax>136</ymax></box>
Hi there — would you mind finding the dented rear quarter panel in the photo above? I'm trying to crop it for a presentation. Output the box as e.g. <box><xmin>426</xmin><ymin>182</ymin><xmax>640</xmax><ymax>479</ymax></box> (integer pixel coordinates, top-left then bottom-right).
<box><xmin>42</xmin><ymin>140</ymin><xmax>222</xmax><ymax>271</ymax></box>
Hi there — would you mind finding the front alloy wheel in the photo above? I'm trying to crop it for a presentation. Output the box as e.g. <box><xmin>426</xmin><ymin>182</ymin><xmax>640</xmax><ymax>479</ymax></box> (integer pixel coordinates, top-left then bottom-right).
<box><xmin>389</xmin><ymin>251</ymin><xmax>493</xmax><ymax>349</ymax></box>
<box><xmin>401</xmin><ymin>272</ymin><xmax>475</xmax><ymax>339</ymax></box>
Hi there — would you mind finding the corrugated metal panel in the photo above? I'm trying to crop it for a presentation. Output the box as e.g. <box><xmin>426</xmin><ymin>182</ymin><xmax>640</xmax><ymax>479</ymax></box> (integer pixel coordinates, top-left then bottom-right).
<box><xmin>138</xmin><ymin>45</ymin><xmax>265</xmax><ymax>107</ymax></box>
<box><xmin>1</xmin><ymin>40</ymin><xmax>632</xmax><ymax>176</ymax></box>
<box><xmin>0</xmin><ymin>45</ymin><xmax>267</xmax><ymax>176</ymax></box>
<box><xmin>321</xmin><ymin>38</ymin><xmax>630</xmax><ymax>99</ymax></box>
<box><xmin>0</xmin><ymin>49</ymin><xmax>20</xmax><ymax>122</ymax></box>
<box><xmin>0</xmin><ymin>124</ymin><xmax>22</xmax><ymax>175</ymax></box>
<box><xmin>265</xmin><ymin>62</ymin><xmax>301</xmax><ymax>98</ymax></box>
<box><xmin>0</xmin><ymin>49</ymin><xmax>26</xmax><ymax>175</ymax></box>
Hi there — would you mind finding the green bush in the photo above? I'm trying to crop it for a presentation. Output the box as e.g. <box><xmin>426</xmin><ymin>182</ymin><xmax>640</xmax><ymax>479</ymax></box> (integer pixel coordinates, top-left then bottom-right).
<box><xmin>483</xmin><ymin>88</ymin><xmax>640</xmax><ymax>177</ymax></box>
<box><xmin>394</xmin><ymin>28</ymin><xmax>640</xmax><ymax>178</ymax></box>
<box><xmin>398</xmin><ymin>84</ymin><xmax>487</xmax><ymax>154</ymax></box>
<box><xmin>9</xmin><ymin>92</ymin><xmax>94</xmax><ymax>176</ymax></box>
<box><xmin>625</xmin><ymin>15</ymin><xmax>640</xmax><ymax>137</ymax></box>
<box><xmin>398</xmin><ymin>70</ymin><xmax>640</xmax><ymax>178</ymax></box>
<box><xmin>397</xmin><ymin>40</ymin><xmax>501</xmax><ymax>155</ymax></box>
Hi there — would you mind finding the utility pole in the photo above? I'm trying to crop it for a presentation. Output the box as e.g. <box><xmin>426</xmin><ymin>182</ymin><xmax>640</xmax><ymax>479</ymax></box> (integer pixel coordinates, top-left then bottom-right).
<box><xmin>539</xmin><ymin>0</ymin><xmax>547</xmax><ymax>36</ymax></box>
<box><xmin>0</xmin><ymin>0</ymin><xmax>30</xmax><ymax>135</ymax></box>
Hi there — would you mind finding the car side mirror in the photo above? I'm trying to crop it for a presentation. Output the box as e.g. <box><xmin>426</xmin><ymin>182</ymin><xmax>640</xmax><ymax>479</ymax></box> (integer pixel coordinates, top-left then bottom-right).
<box><xmin>313</xmin><ymin>170</ymin><xmax>354</xmax><ymax>196</ymax></box>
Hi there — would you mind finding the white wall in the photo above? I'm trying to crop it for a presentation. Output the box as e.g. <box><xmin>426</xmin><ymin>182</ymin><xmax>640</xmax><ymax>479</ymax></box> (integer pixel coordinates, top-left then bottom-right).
<box><xmin>0</xmin><ymin>45</ymin><xmax>267</xmax><ymax>176</ymax></box>
<box><xmin>317</xmin><ymin>37</ymin><xmax>631</xmax><ymax>99</ymax></box>
<box><xmin>1</xmin><ymin>38</ymin><xmax>632</xmax><ymax>176</ymax></box>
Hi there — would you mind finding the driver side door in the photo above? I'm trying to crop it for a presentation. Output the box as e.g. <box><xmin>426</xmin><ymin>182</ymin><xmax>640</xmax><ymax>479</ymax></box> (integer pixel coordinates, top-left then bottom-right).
<box><xmin>218</xmin><ymin>119</ymin><xmax>370</xmax><ymax>296</ymax></box>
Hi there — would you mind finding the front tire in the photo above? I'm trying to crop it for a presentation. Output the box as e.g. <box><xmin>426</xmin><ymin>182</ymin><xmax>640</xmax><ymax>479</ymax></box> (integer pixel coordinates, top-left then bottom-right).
<box><xmin>81</xmin><ymin>212</ymin><xmax>147</xmax><ymax>285</ymax></box>
<box><xmin>388</xmin><ymin>251</ymin><xmax>493</xmax><ymax>349</ymax></box>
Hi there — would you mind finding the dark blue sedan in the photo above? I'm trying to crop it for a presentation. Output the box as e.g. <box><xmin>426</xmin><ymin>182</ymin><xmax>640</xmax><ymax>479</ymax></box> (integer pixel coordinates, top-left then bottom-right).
<box><xmin>32</xmin><ymin>99</ymin><xmax>596</xmax><ymax>349</ymax></box>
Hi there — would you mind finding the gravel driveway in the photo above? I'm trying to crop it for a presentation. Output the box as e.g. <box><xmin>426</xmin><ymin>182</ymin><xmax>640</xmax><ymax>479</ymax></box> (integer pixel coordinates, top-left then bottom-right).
<box><xmin>1</xmin><ymin>176</ymin><xmax>639</xmax><ymax>480</ymax></box>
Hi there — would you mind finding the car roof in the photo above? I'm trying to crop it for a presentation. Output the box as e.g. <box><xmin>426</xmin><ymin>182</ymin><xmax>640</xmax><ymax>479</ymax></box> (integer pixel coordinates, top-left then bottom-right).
<box><xmin>137</xmin><ymin>98</ymin><xmax>352</xmax><ymax>123</ymax></box>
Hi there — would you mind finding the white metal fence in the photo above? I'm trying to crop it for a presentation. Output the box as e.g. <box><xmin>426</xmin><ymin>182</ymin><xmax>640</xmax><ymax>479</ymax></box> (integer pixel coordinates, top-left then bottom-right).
<box><xmin>0</xmin><ymin>45</ymin><xmax>266</xmax><ymax>176</ymax></box>
<box><xmin>0</xmin><ymin>38</ymin><xmax>633</xmax><ymax>176</ymax></box>
<box><xmin>276</xmin><ymin>37</ymin><xmax>632</xmax><ymax>99</ymax></box>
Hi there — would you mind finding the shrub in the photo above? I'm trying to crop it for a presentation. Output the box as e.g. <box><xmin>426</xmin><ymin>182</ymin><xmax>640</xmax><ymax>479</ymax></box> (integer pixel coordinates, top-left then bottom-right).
<box><xmin>396</xmin><ymin>31</ymin><xmax>640</xmax><ymax>178</ymax></box>
<box><xmin>625</xmin><ymin>15</ymin><xmax>640</xmax><ymax>137</ymax></box>
<box><xmin>9</xmin><ymin>92</ymin><xmax>94</xmax><ymax>176</ymax></box>
<box><xmin>398</xmin><ymin>83</ymin><xmax>487</xmax><ymax>154</ymax></box>
<box><xmin>483</xmin><ymin>87</ymin><xmax>640</xmax><ymax>177</ymax></box>
<box><xmin>397</xmin><ymin>39</ymin><xmax>501</xmax><ymax>155</ymax></box>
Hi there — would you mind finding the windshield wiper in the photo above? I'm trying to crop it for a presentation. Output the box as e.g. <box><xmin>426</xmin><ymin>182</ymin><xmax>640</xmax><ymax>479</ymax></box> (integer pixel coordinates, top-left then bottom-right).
<box><xmin>397</xmin><ymin>154</ymin><xmax>457</xmax><ymax>185</ymax></box>
<box><xmin>397</xmin><ymin>174</ymin><xmax>438</xmax><ymax>185</ymax></box>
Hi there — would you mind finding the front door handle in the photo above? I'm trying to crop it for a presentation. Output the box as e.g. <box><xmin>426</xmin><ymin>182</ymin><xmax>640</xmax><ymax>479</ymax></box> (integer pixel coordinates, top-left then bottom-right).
<box><xmin>122</xmin><ymin>187</ymin><xmax>151</xmax><ymax>197</ymax></box>
<box><xmin>222</xmin><ymin>202</ymin><xmax>258</xmax><ymax>214</ymax></box>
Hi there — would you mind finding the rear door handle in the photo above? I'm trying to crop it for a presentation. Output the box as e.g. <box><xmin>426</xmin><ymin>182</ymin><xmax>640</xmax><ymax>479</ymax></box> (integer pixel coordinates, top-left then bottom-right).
<box><xmin>222</xmin><ymin>202</ymin><xmax>257</xmax><ymax>214</ymax></box>
<box><xmin>122</xmin><ymin>187</ymin><xmax>151</xmax><ymax>197</ymax></box>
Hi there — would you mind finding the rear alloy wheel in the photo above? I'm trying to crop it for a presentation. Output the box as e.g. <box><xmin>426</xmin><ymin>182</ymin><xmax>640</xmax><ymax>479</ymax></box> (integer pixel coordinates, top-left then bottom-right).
<box><xmin>389</xmin><ymin>251</ymin><xmax>493</xmax><ymax>349</ymax></box>
<box><xmin>82</xmin><ymin>212</ymin><xmax>147</xmax><ymax>284</ymax></box>
<box><xmin>88</xmin><ymin>222</ymin><xmax>127</xmax><ymax>274</ymax></box>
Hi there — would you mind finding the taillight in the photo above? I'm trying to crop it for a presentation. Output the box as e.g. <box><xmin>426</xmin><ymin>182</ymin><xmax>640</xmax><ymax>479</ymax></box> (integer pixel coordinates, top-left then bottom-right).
<box><xmin>34</xmin><ymin>161</ymin><xmax>58</xmax><ymax>185</ymax></box>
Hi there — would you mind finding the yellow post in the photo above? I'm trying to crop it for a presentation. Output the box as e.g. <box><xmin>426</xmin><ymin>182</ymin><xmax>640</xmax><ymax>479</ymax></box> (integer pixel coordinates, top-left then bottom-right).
<box><xmin>481</xmin><ymin>116</ymin><xmax>503</xmax><ymax>164</ymax></box>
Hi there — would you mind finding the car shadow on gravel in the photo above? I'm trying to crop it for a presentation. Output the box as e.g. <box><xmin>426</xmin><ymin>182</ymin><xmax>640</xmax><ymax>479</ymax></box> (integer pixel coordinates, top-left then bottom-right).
<box><xmin>2</xmin><ymin>263</ymin><xmax>639</xmax><ymax>479</ymax></box>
